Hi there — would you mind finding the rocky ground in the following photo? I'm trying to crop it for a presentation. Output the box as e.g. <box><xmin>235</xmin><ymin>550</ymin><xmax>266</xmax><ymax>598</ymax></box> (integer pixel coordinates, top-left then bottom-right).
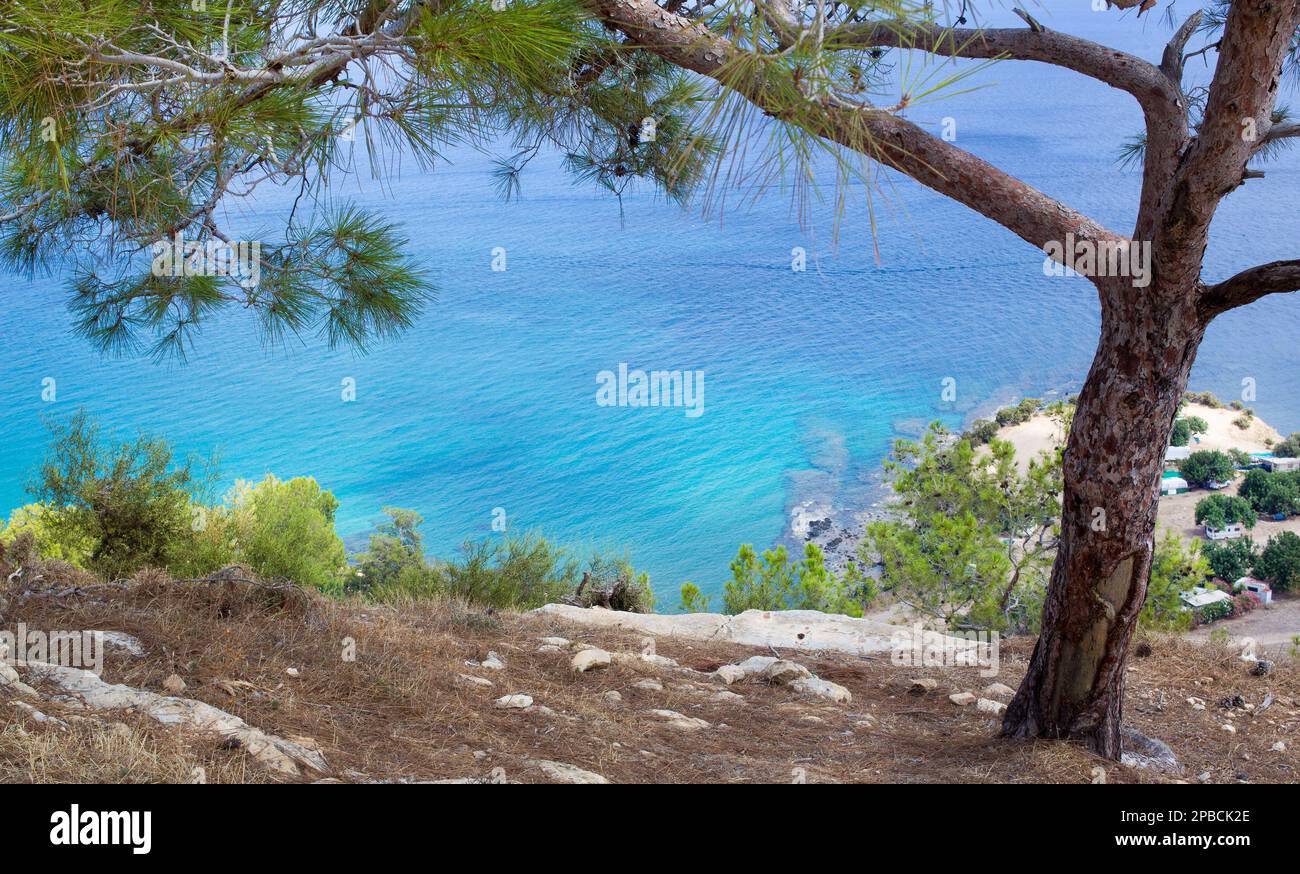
<box><xmin>1</xmin><ymin>566</ymin><xmax>1297</xmax><ymax>784</ymax></box>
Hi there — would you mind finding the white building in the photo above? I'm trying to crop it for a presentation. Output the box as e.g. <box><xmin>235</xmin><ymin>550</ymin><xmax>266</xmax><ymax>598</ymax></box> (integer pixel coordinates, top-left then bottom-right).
<box><xmin>1234</xmin><ymin>577</ymin><xmax>1273</xmax><ymax>605</ymax></box>
<box><xmin>1263</xmin><ymin>456</ymin><xmax>1300</xmax><ymax>473</ymax></box>
<box><xmin>1204</xmin><ymin>521</ymin><xmax>1245</xmax><ymax>540</ymax></box>
<box><xmin>1180</xmin><ymin>587</ymin><xmax>1232</xmax><ymax>611</ymax></box>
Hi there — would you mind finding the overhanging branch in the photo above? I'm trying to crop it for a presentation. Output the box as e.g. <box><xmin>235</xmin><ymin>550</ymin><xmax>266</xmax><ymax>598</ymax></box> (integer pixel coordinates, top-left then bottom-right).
<box><xmin>1202</xmin><ymin>260</ymin><xmax>1300</xmax><ymax>315</ymax></box>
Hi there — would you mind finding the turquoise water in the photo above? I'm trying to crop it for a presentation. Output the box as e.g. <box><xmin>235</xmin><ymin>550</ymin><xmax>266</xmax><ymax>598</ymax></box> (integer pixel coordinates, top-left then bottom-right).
<box><xmin>1</xmin><ymin>8</ymin><xmax>1298</xmax><ymax>600</ymax></box>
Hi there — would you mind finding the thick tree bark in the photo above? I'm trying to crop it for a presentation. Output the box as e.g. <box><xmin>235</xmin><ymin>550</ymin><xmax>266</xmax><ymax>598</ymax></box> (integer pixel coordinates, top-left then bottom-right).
<box><xmin>1001</xmin><ymin>283</ymin><xmax>1207</xmax><ymax>757</ymax></box>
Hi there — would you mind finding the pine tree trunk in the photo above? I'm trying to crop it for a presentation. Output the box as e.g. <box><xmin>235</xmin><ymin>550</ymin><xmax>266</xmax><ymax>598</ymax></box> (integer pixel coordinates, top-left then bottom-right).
<box><xmin>1001</xmin><ymin>288</ymin><xmax>1207</xmax><ymax>758</ymax></box>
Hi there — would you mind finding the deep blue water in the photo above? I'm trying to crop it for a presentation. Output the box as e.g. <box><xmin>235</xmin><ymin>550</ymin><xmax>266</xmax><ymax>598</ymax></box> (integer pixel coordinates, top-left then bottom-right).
<box><xmin>2</xmin><ymin>7</ymin><xmax>1298</xmax><ymax>601</ymax></box>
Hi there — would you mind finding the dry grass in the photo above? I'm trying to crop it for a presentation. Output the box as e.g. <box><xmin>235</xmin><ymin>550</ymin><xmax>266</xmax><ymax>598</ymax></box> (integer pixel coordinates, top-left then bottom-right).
<box><xmin>2</xmin><ymin>564</ymin><xmax>1297</xmax><ymax>784</ymax></box>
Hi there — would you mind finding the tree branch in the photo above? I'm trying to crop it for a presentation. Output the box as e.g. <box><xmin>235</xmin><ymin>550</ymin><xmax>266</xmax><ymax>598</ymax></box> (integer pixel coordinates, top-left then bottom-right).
<box><xmin>1201</xmin><ymin>260</ymin><xmax>1300</xmax><ymax>316</ymax></box>
<box><xmin>589</xmin><ymin>0</ymin><xmax>1121</xmax><ymax>260</ymax></box>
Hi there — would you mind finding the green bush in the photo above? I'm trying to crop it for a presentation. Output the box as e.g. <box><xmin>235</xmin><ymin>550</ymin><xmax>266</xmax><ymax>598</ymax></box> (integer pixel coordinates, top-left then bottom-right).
<box><xmin>723</xmin><ymin>542</ymin><xmax>863</xmax><ymax>616</ymax></box>
<box><xmin>224</xmin><ymin>475</ymin><xmax>348</xmax><ymax>592</ymax></box>
<box><xmin>29</xmin><ymin>411</ymin><xmax>214</xmax><ymax>579</ymax></box>
<box><xmin>1178</xmin><ymin>450</ymin><xmax>1235</xmax><ymax>488</ymax></box>
<box><xmin>1273</xmin><ymin>432</ymin><xmax>1300</xmax><ymax>458</ymax></box>
<box><xmin>1239</xmin><ymin>468</ymin><xmax>1300</xmax><ymax>516</ymax></box>
<box><xmin>1170</xmin><ymin>418</ymin><xmax>1191</xmax><ymax>447</ymax></box>
<box><xmin>1186</xmin><ymin>416</ymin><xmax>1209</xmax><ymax>435</ymax></box>
<box><xmin>1255</xmin><ymin>531</ymin><xmax>1300</xmax><ymax>592</ymax></box>
<box><xmin>678</xmin><ymin>581</ymin><xmax>711</xmax><ymax>613</ymax></box>
<box><xmin>964</xmin><ymin>419</ymin><xmax>999</xmax><ymax>446</ymax></box>
<box><xmin>350</xmin><ymin>507</ymin><xmax>439</xmax><ymax>596</ymax></box>
<box><xmin>1202</xmin><ymin>537</ymin><xmax>1258</xmax><ymax>582</ymax></box>
<box><xmin>1194</xmin><ymin>494</ymin><xmax>1255</xmax><ymax>530</ymax></box>
<box><xmin>0</xmin><ymin>503</ymin><xmax>94</xmax><ymax>567</ymax></box>
<box><xmin>1140</xmin><ymin>532</ymin><xmax>1204</xmax><ymax>631</ymax></box>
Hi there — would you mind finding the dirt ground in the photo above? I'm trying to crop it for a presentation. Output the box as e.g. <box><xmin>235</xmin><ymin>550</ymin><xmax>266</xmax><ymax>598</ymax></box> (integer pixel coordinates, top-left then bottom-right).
<box><xmin>2</xmin><ymin>569</ymin><xmax>1296</xmax><ymax>784</ymax></box>
<box><xmin>1157</xmin><ymin>477</ymin><xmax>1300</xmax><ymax>543</ymax></box>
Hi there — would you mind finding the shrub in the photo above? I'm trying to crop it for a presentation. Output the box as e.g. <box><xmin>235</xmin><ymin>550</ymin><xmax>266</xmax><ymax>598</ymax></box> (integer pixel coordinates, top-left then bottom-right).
<box><xmin>964</xmin><ymin>419</ymin><xmax>999</xmax><ymax>446</ymax></box>
<box><xmin>678</xmin><ymin>582</ymin><xmax>711</xmax><ymax>613</ymax></box>
<box><xmin>723</xmin><ymin>542</ymin><xmax>862</xmax><ymax>617</ymax></box>
<box><xmin>1186</xmin><ymin>415</ymin><xmax>1209</xmax><ymax>435</ymax></box>
<box><xmin>0</xmin><ymin>504</ymin><xmax>94</xmax><ymax>567</ymax></box>
<box><xmin>1239</xmin><ymin>468</ymin><xmax>1300</xmax><ymax>516</ymax></box>
<box><xmin>1194</xmin><ymin>494</ymin><xmax>1256</xmax><ymax>530</ymax></box>
<box><xmin>1178</xmin><ymin>450</ymin><xmax>1235</xmax><ymax>488</ymax></box>
<box><xmin>1170</xmin><ymin>418</ymin><xmax>1191</xmax><ymax>447</ymax></box>
<box><xmin>351</xmin><ymin>507</ymin><xmax>438</xmax><ymax>596</ymax></box>
<box><xmin>1195</xmin><ymin>598</ymin><xmax>1234</xmax><ymax>625</ymax></box>
<box><xmin>1273</xmin><ymin>432</ymin><xmax>1300</xmax><ymax>458</ymax></box>
<box><xmin>1202</xmin><ymin>537</ymin><xmax>1258</xmax><ymax>582</ymax></box>
<box><xmin>1183</xmin><ymin>391</ymin><xmax>1223</xmax><ymax>409</ymax></box>
<box><xmin>1233</xmin><ymin>415</ymin><xmax>1253</xmax><ymax>430</ymax></box>
<box><xmin>225</xmin><ymin>475</ymin><xmax>347</xmax><ymax>592</ymax></box>
<box><xmin>1140</xmin><ymin>532</ymin><xmax>1203</xmax><ymax>631</ymax></box>
<box><xmin>1255</xmin><ymin>531</ymin><xmax>1300</xmax><ymax>592</ymax></box>
<box><xmin>29</xmin><ymin>412</ymin><xmax>214</xmax><ymax>579</ymax></box>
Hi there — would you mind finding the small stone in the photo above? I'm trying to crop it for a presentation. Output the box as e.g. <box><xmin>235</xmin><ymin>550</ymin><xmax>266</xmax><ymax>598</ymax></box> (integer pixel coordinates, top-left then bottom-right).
<box><xmin>537</xmin><ymin>645</ymin><xmax>561</xmax><ymax>653</ymax></box>
<box><xmin>712</xmin><ymin>665</ymin><xmax>746</xmax><ymax>685</ymax></box>
<box><xmin>1271</xmin><ymin>741</ymin><xmax>1287</xmax><ymax>752</ymax></box>
<box><xmin>1220</xmin><ymin>723</ymin><xmax>1236</xmax><ymax>734</ymax></box>
<box><xmin>1196</xmin><ymin>771</ymin><xmax>1212</xmax><ymax>784</ymax></box>
<box><xmin>602</xmin><ymin>690</ymin><xmax>623</xmax><ymax>705</ymax></box>
<box><xmin>539</xmin><ymin>637</ymin><xmax>570</xmax><ymax>648</ymax></box>
<box><xmin>457</xmin><ymin>673</ymin><xmax>494</xmax><ymax>688</ymax></box>
<box><xmin>633</xmin><ymin>679</ymin><xmax>663</xmax><ymax>692</ymax></box>
<box><xmin>801</xmin><ymin>715</ymin><xmax>824</xmax><ymax>723</ymax></box>
<box><xmin>761</xmin><ymin>660</ymin><xmax>813</xmax><ymax>685</ymax></box>
<box><xmin>790</xmin><ymin>676</ymin><xmax>852</xmax><ymax>704</ymax></box>
<box><xmin>570</xmin><ymin>649</ymin><xmax>612</xmax><ymax>674</ymax></box>
<box><xmin>527</xmin><ymin>759</ymin><xmax>610</xmax><ymax>785</ymax></box>
<box><xmin>976</xmin><ymin>698</ymin><xmax>1006</xmax><ymax>715</ymax></box>
<box><xmin>1251</xmin><ymin>660</ymin><xmax>1274</xmax><ymax>677</ymax></box>
<box><xmin>949</xmin><ymin>692</ymin><xmax>978</xmax><ymax>707</ymax></box>
<box><xmin>646</xmin><ymin>709</ymin><xmax>710</xmax><ymax>731</ymax></box>
<box><xmin>711</xmin><ymin>690</ymin><xmax>745</xmax><ymax>704</ymax></box>
<box><xmin>909</xmin><ymin>679</ymin><xmax>937</xmax><ymax>694</ymax></box>
<box><xmin>162</xmin><ymin>674</ymin><xmax>186</xmax><ymax>695</ymax></box>
<box><xmin>1187</xmin><ymin>696</ymin><xmax>1206</xmax><ymax>710</ymax></box>
<box><xmin>481</xmin><ymin>652</ymin><xmax>505</xmax><ymax>671</ymax></box>
<box><xmin>494</xmin><ymin>694</ymin><xmax>533</xmax><ymax>709</ymax></box>
<box><xmin>285</xmin><ymin>667</ymin><xmax>300</xmax><ymax>678</ymax></box>
<box><xmin>982</xmin><ymin>683</ymin><xmax>1015</xmax><ymax>700</ymax></box>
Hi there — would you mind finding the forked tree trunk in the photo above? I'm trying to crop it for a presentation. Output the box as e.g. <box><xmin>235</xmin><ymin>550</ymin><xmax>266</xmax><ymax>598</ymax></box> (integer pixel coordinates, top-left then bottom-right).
<box><xmin>1001</xmin><ymin>283</ymin><xmax>1207</xmax><ymax>758</ymax></box>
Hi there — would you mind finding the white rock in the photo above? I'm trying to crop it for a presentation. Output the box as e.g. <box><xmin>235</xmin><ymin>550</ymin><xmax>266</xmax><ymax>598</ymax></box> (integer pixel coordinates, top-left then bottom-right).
<box><xmin>95</xmin><ymin>632</ymin><xmax>145</xmax><ymax>657</ymax></box>
<box><xmin>712</xmin><ymin>665</ymin><xmax>746</xmax><ymax>685</ymax></box>
<box><xmin>527</xmin><ymin>759</ymin><xmax>610</xmax><ymax>785</ymax></box>
<box><xmin>162</xmin><ymin>674</ymin><xmax>186</xmax><ymax>695</ymax></box>
<box><xmin>976</xmin><ymin>698</ymin><xmax>1006</xmax><ymax>715</ymax></box>
<box><xmin>982</xmin><ymin>683</ymin><xmax>1015</xmax><ymax>700</ymax></box>
<box><xmin>0</xmin><ymin>661</ymin><xmax>39</xmax><ymax>698</ymax></box>
<box><xmin>760</xmin><ymin>660</ymin><xmax>813</xmax><ymax>685</ymax></box>
<box><xmin>1187</xmin><ymin>696</ymin><xmax>1207</xmax><ymax>710</ymax></box>
<box><xmin>456</xmin><ymin>673</ymin><xmax>494</xmax><ymax>688</ymax></box>
<box><xmin>13</xmin><ymin>700</ymin><xmax>68</xmax><ymax>728</ymax></box>
<box><xmin>1271</xmin><ymin>741</ymin><xmax>1286</xmax><ymax>752</ymax></box>
<box><xmin>570</xmin><ymin>649</ymin><xmax>611</xmax><ymax>674</ymax></box>
<box><xmin>532</xmin><ymin>604</ymin><xmax>972</xmax><ymax>658</ymax></box>
<box><xmin>285</xmin><ymin>667</ymin><xmax>300</xmax><ymax>678</ymax></box>
<box><xmin>646</xmin><ymin>709</ymin><xmax>710</xmax><ymax>731</ymax></box>
<box><xmin>481</xmin><ymin>652</ymin><xmax>505</xmax><ymax>671</ymax></box>
<box><xmin>790</xmin><ymin>676</ymin><xmax>852</xmax><ymax>704</ymax></box>
<box><xmin>537</xmin><ymin>645</ymin><xmax>561</xmax><ymax>653</ymax></box>
<box><xmin>735</xmin><ymin>655</ymin><xmax>779</xmax><ymax>676</ymax></box>
<box><xmin>1221</xmin><ymin>724</ymin><xmax>1236</xmax><ymax>734</ymax></box>
<box><xmin>910</xmin><ymin>678</ymin><xmax>937</xmax><ymax>694</ymax></box>
<box><xmin>539</xmin><ymin>637</ymin><xmax>570</xmax><ymax>648</ymax></box>
<box><xmin>494</xmin><ymin>694</ymin><xmax>533</xmax><ymax>709</ymax></box>
<box><xmin>22</xmin><ymin>662</ymin><xmax>327</xmax><ymax>776</ymax></box>
<box><xmin>711</xmin><ymin>690</ymin><xmax>745</xmax><ymax>704</ymax></box>
<box><xmin>633</xmin><ymin>679</ymin><xmax>663</xmax><ymax>692</ymax></box>
<box><xmin>949</xmin><ymin>692</ymin><xmax>977</xmax><ymax>707</ymax></box>
<box><xmin>602</xmin><ymin>691</ymin><xmax>623</xmax><ymax>705</ymax></box>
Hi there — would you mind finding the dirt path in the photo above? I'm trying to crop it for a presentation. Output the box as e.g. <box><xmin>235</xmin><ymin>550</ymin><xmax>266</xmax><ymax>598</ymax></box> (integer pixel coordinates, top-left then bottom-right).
<box><xmin>1187</xmin><ymin>593</ymin><xmax>1300</xmax><ymax>650</ymax></box>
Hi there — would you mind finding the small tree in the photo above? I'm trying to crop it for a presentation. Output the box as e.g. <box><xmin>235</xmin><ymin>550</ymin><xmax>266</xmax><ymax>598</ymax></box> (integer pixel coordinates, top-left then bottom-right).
<box><xmin>1179</xmin><ymin>451</ymin><xmax>1236</xmax><ymax>488</ymax></box>
<box><xmin>1140</xmin><ymin>532</ymin><xmax>1205</xmax><ymax>631</ymax></box>
<box><xmin>1240</xmin><ymin>468</ymin><xmax>1300</xmax><ymax>516</ymax></box>
<box><xmin>1255</xmin><ymin>532</ymin><xmax>1300</xmax><ymax>592</ymax></box>
<box><xmin>724</xmin><ymin>542</ymin><xmax>861</xmax><ymax>616</ymax></box>
<box><xmin>1202</xmin><ymin>538</ymin><xmax>1259</xmax><ymax>582</ymax></box>
<box><xmin>1273</xmin><ymin>433</ymin><xmax>1300</xmax><ymax>458</ymax></box>
<box><xmin>1170</xmin><ymin>419</ymin><xmax>1192</xmax><ymax>448</ymax></box>
<box><xmin>30</xmin><ymin>412</ymin><xmax>213</xmax><ymax>579</ymax></box>
<box><xmin>1194</xmin><ymin>494</ymin><xmax>1256</xmax><ymax>530</ymax></box>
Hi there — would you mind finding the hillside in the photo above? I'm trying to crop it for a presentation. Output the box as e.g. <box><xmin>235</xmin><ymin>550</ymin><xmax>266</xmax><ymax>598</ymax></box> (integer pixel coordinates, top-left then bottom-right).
<box><xmin>2</xmin><ymin>564</ymin><xmax>1296</xmax><ymax>784</ymax></box>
